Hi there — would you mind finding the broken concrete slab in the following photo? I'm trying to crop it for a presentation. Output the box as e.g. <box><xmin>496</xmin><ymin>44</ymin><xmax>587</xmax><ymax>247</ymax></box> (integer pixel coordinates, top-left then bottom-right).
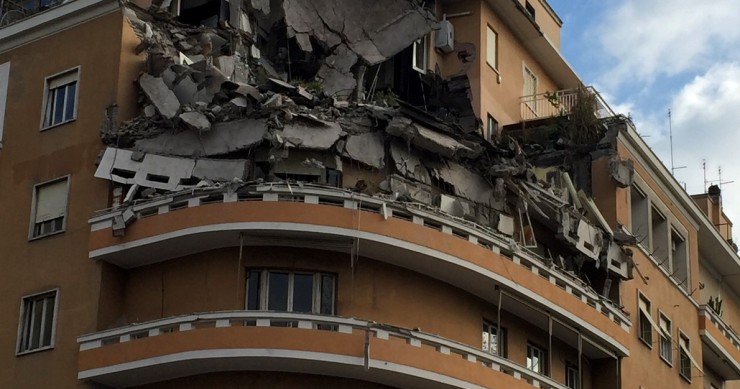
<box><xmin>139</xmin><ymin>73</ymin><xmax>180</xmax><ymax>119</ymax></box>
<box><xmin>387</xmin><ymin>117</ymin><xmax>473</xmax><ymax>158</ymax></box>
<box><xmin>344</xmin><ymin>132</ymin><xmax>385</xmax><ymax>169</ymax></box>
<box><xmin>434</xmin><ymin>161</ymin><xmax>494</xmax><ymax>204</ymax></box>
<box><xmin>96</xmin><ymin>147</ymin><xmax>249</xmax><ymax>191</ymax></box>
<box><xmin>609</xmin><ymin>156</ymin><xmax>634</xmax><ymax>188</ymax></box>
<box><xmin>388</xmin><ymin>174</ymin><xmax>433</xmax><ymax>205</ymax></box>
<box><xmin>390</xmin><ymin>140</ymin><xmax>430</xmax><ymax>184</ymax></box>
<box><xmin>179</xmin><ymin>111</ymin><xmax>211</xmax><ymax>132</ymax></box>
<box><xmin>135</xmin><ymin>118</ymin><xmax>268</xmax><ymax>157</ymax></box>
<box><xmin>282</xmin><ymin>0</ymin><xmax>436</xmax><ymax>65</ymax></box>
<box><xmin>282</xmin><ymin>118</ymin><xmax>342</xmax><ymax>150</ymax></box>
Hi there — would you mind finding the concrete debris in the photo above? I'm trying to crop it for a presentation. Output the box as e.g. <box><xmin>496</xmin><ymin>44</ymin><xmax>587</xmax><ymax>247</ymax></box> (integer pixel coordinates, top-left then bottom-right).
<box><xmin>282</xmin><ymin>118</ymin><xmax>342</xmax><ymax>150</ymax></box>
<box><xmin>95</xmin><ymin>148</ymin><xmax>248</xmax><ymax>192</ymax></box>
<box><xmin>135</xmin><ymin>118</ymin><xmax>267</xmax><ymax>157</ymax></box>
<box><xmin>609</xmin><ymin>156</ymin><xmax>634</xmax><ymax>188</ymax></box>
<box><xmin>95</xmin><ymin>1</ymin><xmax>639</xmax><ymax>295</ymax></box>
<box><xmin>139</xmin><ymin>73</ymin><xmax>180</xmax><ymax>119</ymax></box>
<box><xmin>344</xmin><ymin>132</ymin><xmax>385</xmax><ymax>169</ymax></box>
<box><xmin>179</xmin><ymin>111</ymin><xmax>211</xmax><ymax>132</ymax></box>
<box><xmin>387</xmin><ymin>117</ymin><xmax>473</xmax><ymax>158</ymax></box>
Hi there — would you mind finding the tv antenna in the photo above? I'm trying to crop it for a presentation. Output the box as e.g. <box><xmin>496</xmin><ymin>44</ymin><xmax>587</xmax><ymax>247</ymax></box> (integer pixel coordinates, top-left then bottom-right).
<box><xmin>703</xmin><ymin>160</ymin><xmax>734</xmax><ymax>191</ymax></box>
<box><xmin>669</xmin><ymin>109</ymin><xmax>686</xmax><ymax>175</ymax></box>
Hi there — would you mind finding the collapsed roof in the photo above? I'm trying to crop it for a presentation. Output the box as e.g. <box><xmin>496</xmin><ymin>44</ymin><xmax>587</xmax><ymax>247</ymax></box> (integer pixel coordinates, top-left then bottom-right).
<box><xmin>95</xmin><ymin>0</ymin><xmax>638</xmax><ymax>309</ymax></box>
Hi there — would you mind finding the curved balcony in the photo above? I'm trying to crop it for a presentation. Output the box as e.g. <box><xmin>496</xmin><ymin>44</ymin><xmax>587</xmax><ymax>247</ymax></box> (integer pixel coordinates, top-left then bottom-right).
<box><xmin>78</xmin><ymin>311</ymin><xmax>573</xmax><ymax>388</ymax></box>
<box><xmin>87</xmin><ymin>183</ymin><xmax>630</xmax><ymax>356</ymax></box>
<box><xmin>699</xmin><ymin>305</ymin><xmax>740</xmax><ymax>379</ymax></box>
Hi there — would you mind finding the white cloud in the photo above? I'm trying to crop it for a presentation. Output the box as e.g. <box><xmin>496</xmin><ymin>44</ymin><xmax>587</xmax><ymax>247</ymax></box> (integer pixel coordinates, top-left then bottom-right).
<box><xmin>594</xmin><ymin>0</ymin><xmax>740</xmax><ymax>89</ymax></box>
<box><xmin>662</xmin><ymin>62</ymin><xmax>740</xmax><ymax>238</ymax></box>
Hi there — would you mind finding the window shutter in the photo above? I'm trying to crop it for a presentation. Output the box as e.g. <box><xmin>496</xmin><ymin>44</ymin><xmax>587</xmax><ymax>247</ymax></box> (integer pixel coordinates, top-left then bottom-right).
<box><xmin>48</xmin><ymin>71</ymin><xmax>77</xmax><ymax>89</ymax></box>
<box><xmin>638</xmin><ymin>298</ymin><xmax>661</xmax><ymax>332</ymax></box>
<box><xmin>36</xmin><ymin>180</ymin><xmax>68</xmax><ymax>222</ymax></box>
<box><xmin>679</xmin><ymin>336</ymin><xmax>703</xmax><ymax>373</ymax></box>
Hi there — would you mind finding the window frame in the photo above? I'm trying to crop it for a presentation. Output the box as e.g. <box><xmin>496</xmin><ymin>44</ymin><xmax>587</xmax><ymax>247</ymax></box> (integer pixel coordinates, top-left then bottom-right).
<box><xmin>658</xmin><ymin>312</ymin><xmax>673</xmax><ymax>365</ymax></box>
<box><xmin>486</xmin><ymin>114</ymin><xmax>498</xmax><ymax>141</ymax></box>
<box><xmin>678</xmin><ymin>331</ymin><xmax>692</xmax><ymax>382</ymax></box>
<box><xmin>486</xmin><ymin>24</ymin><xmax>499</xmax><ymax>71</ymax></box>
<box><xmin>482</xmin><ymin>320</ymin><xmax>507</xmax><ymax>357</ymax></box>
<box><xmin>412</xmin><ymin>35</ymin><xmax>429</xmax><ymax>74</ymax></box>
<box><xmin>28</xmin><ymin>175</ymin><xmax>71</xmax><ymax>241</ymax></box>
<box><xmin>246</xmin><ymin>269</ymin><xmax>336</xmax><ymax>315</ymax></box>
<box><xmin>565</xmin><ymin>362</ymin><xmax>580</xmax><ymax>389</ymax></box>
<box><xmin>16</xmin><ymin>288</ymin><xmax>60</xmax><ymax>355</ymax></box>
<box><xmin>526</xmin><ymin>342</ymin><xmax>547</xmax><ymax>375</ymax></box>
<box><xmin>40</xmin><ymin>66</ymin><xmax>80</xmax><ymax>130</ymax></box>
<box><xmin>522</xmin><ymin>64</ymin><xmax>538</xmax><ymax>115</ymax></box>
<box><xmin>0</xmin><ymin>61</ymin><xmax>9</xmax><ymax>148</ymax></box>
<box><xmin>637</xmin><ymin>291</ymin><xmax>656</xmax><ymax>348</ymax></box>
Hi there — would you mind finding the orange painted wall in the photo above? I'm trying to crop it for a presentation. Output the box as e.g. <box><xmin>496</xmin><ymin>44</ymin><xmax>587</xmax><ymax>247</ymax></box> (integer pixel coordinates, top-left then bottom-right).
<box><xmin>478</xmin><ymin>1</ymin><xmax>560</xmax><ymax>130</ymax></box>
<box><xmin>0</xmin><ymin>10</ymin><xmax>130</xmax><ymax>389</ymax></box>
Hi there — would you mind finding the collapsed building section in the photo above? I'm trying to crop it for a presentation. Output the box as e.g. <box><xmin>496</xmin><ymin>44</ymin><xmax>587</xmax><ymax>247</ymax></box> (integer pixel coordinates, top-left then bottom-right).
<box><xmin>96</xmin><ymin>0</ymin><xmax>637</xmax><ymax>312</ymax></box>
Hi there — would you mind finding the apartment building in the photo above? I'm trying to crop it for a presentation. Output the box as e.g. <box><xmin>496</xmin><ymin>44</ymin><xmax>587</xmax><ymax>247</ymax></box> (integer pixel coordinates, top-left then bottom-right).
<box><xmin>0</xmin><ymin>0</ymin><xmax>737</xmax><ymax>388</ymax></box>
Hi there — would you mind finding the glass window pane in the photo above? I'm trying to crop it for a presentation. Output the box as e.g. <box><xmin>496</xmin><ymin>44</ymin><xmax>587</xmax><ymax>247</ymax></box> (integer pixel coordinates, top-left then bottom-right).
<box><xmin>64</xmin><ymin>82</ymin><xmax>76</xmax><ymax>121</ymax></box>
<box><xmin>41</xmin><ymin>296</ymin><xmax>55</xmax><ymax>347</ymax></box>
<box><xmin>246</xmin><ymin>271</ymin><xmax>261</xmax><ymax>310</ymax></box>
<box><xmin>30</xmin><ymin>301</ymin><xmax>43</xmax><ymax>349</ymax></box>
<box><xmin>292</xmin><ymin>274</ymin><xmax>314</xmax><ymax>313</ymax></box>
<box><xmin>267</xmin><ymin>272</ymin><xmax>288</xmax><ymax>310</ymax></box>
<box><xmin>53</xmin><ymin>88</ymin><xmax>65</xmax><ymax>125</ymax></box>
<box><xmin>320</xmin><ymin>274</ymin><xmax>335</xmax><ymax>314</ymax></box>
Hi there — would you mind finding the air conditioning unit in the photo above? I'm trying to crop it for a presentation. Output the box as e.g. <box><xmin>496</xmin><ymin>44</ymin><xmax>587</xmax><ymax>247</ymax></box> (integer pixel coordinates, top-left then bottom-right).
<box><xmin>435</xmin><ymin>20</ymin><xmax>454</xmax><ymax>53</ymax></box>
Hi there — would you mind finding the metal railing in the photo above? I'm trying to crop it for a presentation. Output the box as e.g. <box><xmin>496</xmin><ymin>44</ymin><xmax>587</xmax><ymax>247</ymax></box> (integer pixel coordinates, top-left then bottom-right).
<box><xmin>0</xmin><ymin>0</ymin><xmax>66</xmax><ymax>28</ymax></box>
<box><xmin>78</xmin><ymin>311</ymin><xmax>569</xmax><ymax>389</ymax></box>
<box><xmin>520</xmin><ymin>86</ymin><xmax>615</xmax><ymax>122</ymax></box>
<box><xmin>700</xmin><ymin>305</ymin><xmax>740</xmax><ymax>351</ymax></box>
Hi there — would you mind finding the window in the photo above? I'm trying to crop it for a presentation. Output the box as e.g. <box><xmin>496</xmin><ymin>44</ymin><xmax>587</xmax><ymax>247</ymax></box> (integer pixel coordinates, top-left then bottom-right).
<box><xmin>658</xmin><ymin>313</ymin><xmax>672</xmax><ymax>364</ymax></box>
<box><xmin>486</xmin><ymin>114</ymin><xmax>498</xmax><ymax>141</ymax></box>
<box><xmin>523</xmin><ymin>65</ymin><xmax>538</xmax><ymax>114</ymax></box>
<box><xmin>29</xmin><ymin>176</ymin><xmax>70</xmax><ymax>239</ymax></box>
<box><xmin>246</xmin><ymin>270</ymin><xmax>335</xmax><ymax>314</ymax></box>
<box><xmin>566</xmin><ymin>363</ymin><xmax>580</xmax><ymax>389</ymax></box>
<box><xmin>482</xmin><ymin>320</ymin><xmax>506</xmax><ymax>357</ymax></box>
<box><xmin>638</xmin><ymin>293</ymin><xmax>657</xmax><ymax>347</ymax></box>
<box><xmin>42</xmin><ymin>67</ymin><xmax>78</xmax><ymax>129</ymax></box>
<box><xmin>17</xmin><ymin>289</ymin><xmax>58</xmax><ymax>354</ymax></box>
<box><xmin>526</xmin><ymin>343</ymin><xmax>546</xmax><ymax>374</ymax></box>
<box><xmin>525</xmin><ymin>1</ymin><xmax>536</xmax><ymax>19</ymax></box>
<box><xmin>0</xmin><ymin>61</ymin><xmax>9</xmax><ymax>147</ymax></box>
<box><xmin>630</xmin><ymin>186</ymin><xmax>649</xmax><ymax>243</ymax></box>
<box><xmin>412</xmin><ymin>35</ymin><xmax>429</xmax><ymax>74</ymax></box>
<box><xmin>678</xmin><ymin>333</ymin><xmax>692</xmax><ymax>381</ymax></box>
<box><xmin>486</xmin><ymin>25</ymin><xmax>498</xmax><ymax>70</ymax></box>
<box><xmin>651</xmin><ymin>207</ymin><xmax>669</xmax><ymax>269</ymax></box>
<box><xmin>671</xmin><ymin>230</ymin><xmax>689</xmax><ymax>291</ymax></box>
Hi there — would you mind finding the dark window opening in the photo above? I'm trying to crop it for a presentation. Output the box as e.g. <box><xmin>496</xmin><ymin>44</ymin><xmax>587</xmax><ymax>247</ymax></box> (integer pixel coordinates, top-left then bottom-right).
<box><xmin>525</xmin><ymin>1</ymin><xmax>536</xmax><ymax>19</ymax></box>
<box><xmin>178</xmin><ymin>0</ymin><xmax>226</xmax><ymax>27</ymax></box>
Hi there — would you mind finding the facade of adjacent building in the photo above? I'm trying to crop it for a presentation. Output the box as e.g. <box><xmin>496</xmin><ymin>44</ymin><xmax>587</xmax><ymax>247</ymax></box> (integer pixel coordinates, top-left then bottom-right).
<box><xmin>0</xmin><ymin>0</ymin><xmax>737</xmax><ymax>388</ymax></box>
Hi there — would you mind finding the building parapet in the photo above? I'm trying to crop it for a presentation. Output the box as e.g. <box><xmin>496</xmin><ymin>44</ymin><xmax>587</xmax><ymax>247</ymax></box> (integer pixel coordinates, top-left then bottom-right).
<box><xmin>88</xmin><ymin>182</ymin><xmax>632</xmax><ymax>332</ymax></box>
<box><xmin>78</xmin><ymin>310</ymin><xmax>572</xmax><ymax>389</ymax></box>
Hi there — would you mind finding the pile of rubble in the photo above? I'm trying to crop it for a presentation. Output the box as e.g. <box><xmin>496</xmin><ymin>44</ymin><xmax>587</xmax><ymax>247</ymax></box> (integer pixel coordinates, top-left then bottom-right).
<box><xmin>95</xmin><ymin>0</ymin><xmax>638</xmax><ymax>303</ymax></box>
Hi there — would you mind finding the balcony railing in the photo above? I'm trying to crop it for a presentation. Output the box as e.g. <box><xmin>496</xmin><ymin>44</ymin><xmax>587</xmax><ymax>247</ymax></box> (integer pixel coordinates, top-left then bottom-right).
<box><xmin>89</xmin><ymin>183</ymin><xmax>631</xmax><ymax>332</ymax></box>
<box><xmin>700</xmin><ymin>305</ymin><xmax>740</xmax><ymax>351</ymax></box>
<box><xmin>0</xmin><ymin>0</ymin><xmax>64</xmax><ymax>28</ymax></box>
<box><xmin>78</xmin><ymin>311</ymin><xmax>570</xmax><ymax>389</ymax></box>
<box><xmin>520</xmin><ymin>86</ymin><xmax>615</xmax><ymax>122</ymax></box>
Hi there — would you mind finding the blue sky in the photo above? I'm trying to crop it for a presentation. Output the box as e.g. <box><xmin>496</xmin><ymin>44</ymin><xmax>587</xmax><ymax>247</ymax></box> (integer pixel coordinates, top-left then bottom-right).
<box><xmin>548</xmin><ymin>0</ymin><xmax>740</xmax><ymax>238</ymax></box>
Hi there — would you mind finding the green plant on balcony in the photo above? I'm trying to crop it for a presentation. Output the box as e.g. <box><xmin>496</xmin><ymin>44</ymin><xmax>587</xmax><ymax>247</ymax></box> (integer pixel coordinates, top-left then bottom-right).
<box><xmin>557</xmin><ymin>85</ymin><xmax>603</xmax><ymax>145</ymax></box>
<box><xmin>708</xmin><ymin>296</ymin><xmax>724</xmax><ymax>317</ymax></box>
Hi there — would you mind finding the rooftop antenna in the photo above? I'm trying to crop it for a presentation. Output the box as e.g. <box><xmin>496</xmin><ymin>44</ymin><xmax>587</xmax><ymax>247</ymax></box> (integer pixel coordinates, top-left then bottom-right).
<box><xmin>669</xmin><ymin>109</ymin><xmax>686</xmax><ymax>175</ymax></box>
<box><xmin>718</xmin><ymin>166</ymin><xmax>734</xmax><ymax>190</ymax></box>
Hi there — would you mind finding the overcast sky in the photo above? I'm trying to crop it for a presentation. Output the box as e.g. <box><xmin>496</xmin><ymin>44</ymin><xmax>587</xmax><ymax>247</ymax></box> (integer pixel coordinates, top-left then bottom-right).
<box><xmin>548</xmin><ymin>0</ymin><xmax>740</xmax><ymax>240</ymax></box>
